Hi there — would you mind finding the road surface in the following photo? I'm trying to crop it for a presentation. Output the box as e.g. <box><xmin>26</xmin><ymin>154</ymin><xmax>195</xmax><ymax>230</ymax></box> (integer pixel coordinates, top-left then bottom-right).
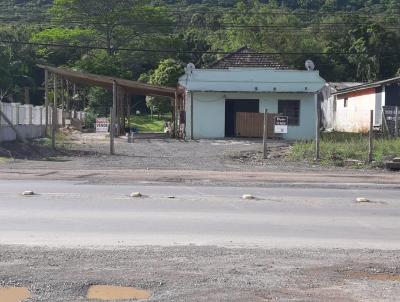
<box><xmin>1</xmin><ymin>179</ymin><xmax>400</xmax><ymax>301</ymax></box>
<box><xmin>0</xmin><ymin>180</ymin><xmax>399</xmax><ymax>249</ymax></box>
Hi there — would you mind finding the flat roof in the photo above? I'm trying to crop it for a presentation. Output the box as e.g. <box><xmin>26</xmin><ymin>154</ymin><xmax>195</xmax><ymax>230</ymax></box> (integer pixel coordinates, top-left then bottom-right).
<box><xmin>179</xmin><ymin>68</ymin><xmax>326</xmax><ymax>93</ymax></box>
<box><xmin>37</xmin><ymin>64</ymin><xmax>177</xmax><ymax>98</ymax></box>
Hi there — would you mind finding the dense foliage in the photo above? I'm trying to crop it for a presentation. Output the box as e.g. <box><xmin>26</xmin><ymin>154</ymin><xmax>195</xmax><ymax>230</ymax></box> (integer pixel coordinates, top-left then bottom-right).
<box><xmin>0</xmin><ymin>0</ymin><xmax>399</xmax><ymax>113</ymax></box>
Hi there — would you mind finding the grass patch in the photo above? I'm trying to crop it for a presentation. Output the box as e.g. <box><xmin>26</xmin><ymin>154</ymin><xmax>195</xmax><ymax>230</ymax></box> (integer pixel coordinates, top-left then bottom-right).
<box><xmin>288</xmin><ymin>132</ymin><xmax>400</xmax><ymax>167</ymax></box>
<box><xmin>0</xmin><ymin>156</ymin><xmax>9</xmax><ymax>163</ymax></box>
<box><xmin>129</xmin><ymin>115</ymin><xmax>169</xmax><ymax>133</ymax></box>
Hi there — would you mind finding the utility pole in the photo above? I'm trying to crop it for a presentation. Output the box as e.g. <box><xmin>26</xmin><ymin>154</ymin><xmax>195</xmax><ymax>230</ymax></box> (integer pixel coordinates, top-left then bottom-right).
<box><xmin>263</xmin><ymin>109</ymin><xmax>268</xmax><ymax>159</ymax></box>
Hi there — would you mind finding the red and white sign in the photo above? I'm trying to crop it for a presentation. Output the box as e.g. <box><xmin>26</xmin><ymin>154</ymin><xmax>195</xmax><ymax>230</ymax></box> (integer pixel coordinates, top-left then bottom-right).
<box><xmin>96</xmin><ymin>118</ymin><xmax>109</xmax><ymax>133</ymax></box>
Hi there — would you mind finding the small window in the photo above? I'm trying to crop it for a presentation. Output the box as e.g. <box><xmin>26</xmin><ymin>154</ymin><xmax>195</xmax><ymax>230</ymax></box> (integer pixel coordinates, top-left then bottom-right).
<box><xmin>278</xmin><ymin>100</ymin><xmax>300</xmax><ymax>126</ymax></box>
<box><xmin>344</xmin><ymin>98</ymin><xmax>348</xmax><ymax>107</ymax></box>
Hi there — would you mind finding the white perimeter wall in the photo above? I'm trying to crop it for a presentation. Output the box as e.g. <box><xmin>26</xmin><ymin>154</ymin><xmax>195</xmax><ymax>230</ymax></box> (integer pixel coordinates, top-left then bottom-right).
<box><xmin>185</xmin><ymin>92</ymin><xmax>316</xmax><ymax>140</ymax></box>
<box><xmin>335</xmin><ymin>91</ymin><xmax>376</xmax><ymax>133</ymax></box>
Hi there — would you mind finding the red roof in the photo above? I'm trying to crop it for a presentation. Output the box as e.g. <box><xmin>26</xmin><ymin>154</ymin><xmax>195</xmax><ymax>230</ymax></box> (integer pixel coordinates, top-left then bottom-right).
<box><xmin>210</xmin><ymin>47</ymin><xmax>291</xmax><ymax>69</ymax></box>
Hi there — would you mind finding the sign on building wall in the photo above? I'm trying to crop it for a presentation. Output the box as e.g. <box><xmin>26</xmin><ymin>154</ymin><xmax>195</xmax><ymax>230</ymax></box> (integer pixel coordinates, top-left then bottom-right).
<box><xmin>274</xmin><ymin>116</ymin><xmax>288</xmax><ymax>134</ymax></box>
<box><xmin>96</xmin><ymin>118</ymin><xmax>109</xmax><ymax>133</ymax></box>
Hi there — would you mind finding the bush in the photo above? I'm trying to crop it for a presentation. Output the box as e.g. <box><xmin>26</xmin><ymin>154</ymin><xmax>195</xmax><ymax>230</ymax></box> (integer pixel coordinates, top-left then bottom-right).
<box><xmin>84</xmin><ymin>109</ymin><xmax>97</xmax><ymax>129</ymax></box>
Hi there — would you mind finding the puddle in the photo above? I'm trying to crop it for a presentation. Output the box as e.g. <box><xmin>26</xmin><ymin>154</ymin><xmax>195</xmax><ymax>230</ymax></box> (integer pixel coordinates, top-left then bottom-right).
<box><xmin>348</xmin><ymin>272</ymin><xmax>400</xmax><ymax>281</ymax></box>
<box><xmin>87</xmin><ymin>285</ymin><xmax>151</xmax><ymax>300</ymax></box>
<box><xmin>0</xmin><ymin>287</ymin><xmax>31</xmax><ymax>302</ymax></box>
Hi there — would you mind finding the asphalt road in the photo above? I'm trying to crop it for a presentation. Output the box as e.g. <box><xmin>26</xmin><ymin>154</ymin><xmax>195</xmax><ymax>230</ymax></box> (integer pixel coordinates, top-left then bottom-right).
<box><xmin>0</xmin><ymin>180</ymin><xmax>399</xmax><ymax>249</ymax></box>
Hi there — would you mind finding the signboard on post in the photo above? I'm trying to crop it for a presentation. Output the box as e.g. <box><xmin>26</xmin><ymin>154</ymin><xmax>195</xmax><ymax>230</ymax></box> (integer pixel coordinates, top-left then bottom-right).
<box><xmin>96</xmin><ymin>118</ymin><xmax>109</xmax><ymax>133</ymax></box>
<box><xmin>274</xmin><ymin>116</ymin><xmax>288</xmax><ymax>134</ymax></box>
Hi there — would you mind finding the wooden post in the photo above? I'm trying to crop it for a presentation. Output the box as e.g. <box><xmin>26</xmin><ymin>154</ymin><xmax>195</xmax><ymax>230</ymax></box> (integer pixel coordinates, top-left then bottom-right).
<box><xmin>369</xmin><ymin>110</ymin><xmax>374</xmax><ymax>163</ymax></box>
<box><xmin>315</xmin><ymin>94</ymin><xmax>321</xmax><ymax>161</ymax></box>
<box><xmin>44</xmin><ymin>70</ymin><xmax>49</xmax><ymax>136</ymax></box>
<box><xmin>173</xmin><ymin>92</ymin><xmax>178</xmax><ymax>138</ymax></box>
<box><xmin>60</xmin><ymin>78</ymin><xmax>65</xmax><ymax>127</ymax></box>
<box><xmin>110</xmin><ymin>80</ymin><xmax>117</xmax><ymax>155</ymax></box>
<box><xmin>395</xmin><ymin>106</ymin><xmax>399</xmax><ymax>137</ymax></box>
<box><xmin>66</xmin><ymin>80</ymin><xmax>70</xmax><ymax>111</ymax></box>
<box><xmin>127</xmin><ymin>94</ymin><xmax>131</xmax><ymax>132</ymax></box>
<box><xmin>190</xmin><ymin>91</ymin><xmax>194</xmax><ymax>140</ymax></box>
<box><xmin>52</xmin><ymin>74</ymin><xmax>57</xmax><ymax>149</ymax></box>
<box><xmin>263</xmin><ymin>109</ymin><xmax>268</xmax><ymax>159</ymax></box>
<box><xmin>24</xmin><ymin>87</ymin><xmax>30</xmax><ymax>104</ymax></box>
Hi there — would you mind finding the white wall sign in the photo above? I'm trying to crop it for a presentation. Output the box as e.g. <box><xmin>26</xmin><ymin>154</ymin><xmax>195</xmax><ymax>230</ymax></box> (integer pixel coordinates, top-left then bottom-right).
<box><xmin>274</xmin><ymin>116</ymin><xmax>288</xmax><ymax>134</ymax></box>
<box><xmin>96</xmin><ymin>118</ymin><xmax>109</xmax><ymax>133</ymax></box>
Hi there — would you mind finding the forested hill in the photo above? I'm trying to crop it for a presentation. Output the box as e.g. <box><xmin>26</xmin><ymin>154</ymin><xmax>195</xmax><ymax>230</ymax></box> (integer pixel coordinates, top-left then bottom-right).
<box><xmin>4</xmin><ymin>0</ymin><xmax>400</xmax><ymax>15</ymax></box>
<box><xmin>0</xmin><ymin>0</ymin><xmax>399</xmax><ymax>113</ymax></box>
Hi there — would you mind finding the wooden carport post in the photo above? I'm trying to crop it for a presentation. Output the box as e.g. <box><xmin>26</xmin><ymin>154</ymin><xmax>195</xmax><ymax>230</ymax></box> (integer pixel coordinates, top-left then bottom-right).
<box><xmin>110</xmin><ymin>80</ymin><xmax>117</xmax><ymax>155</ymax></box>
<box><xmin>173</xmin><ymin>91</ymin><xmax>178</xmax><ymax>138</ymax></box>
<box><xmin>44</xmin><ymin>70</ymin><xmax>49</xmax><ymax>136</ymax></box>
<box><xmin>52</xmin><ymin>74</ymin><xmax>58</xmax><ymax>149</ymax></box>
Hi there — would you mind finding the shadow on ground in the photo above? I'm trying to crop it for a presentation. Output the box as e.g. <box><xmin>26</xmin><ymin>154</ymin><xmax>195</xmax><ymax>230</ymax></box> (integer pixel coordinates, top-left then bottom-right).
<box><xmin>0</xmin><ymin>140</ymin><xmax>96</xmax><ymax>161</ymax></box>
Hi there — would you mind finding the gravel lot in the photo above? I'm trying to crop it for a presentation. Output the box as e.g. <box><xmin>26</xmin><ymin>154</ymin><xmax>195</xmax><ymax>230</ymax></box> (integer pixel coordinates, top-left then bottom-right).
<box><xmin>1</xmin><ymin>245</ymin><xmax>399</xmax><ymax>301</ymax></box>
<box><xmin>0</xmin><ymin>131</ymin><xmax>384</xmax><ymax>175</ymax></box>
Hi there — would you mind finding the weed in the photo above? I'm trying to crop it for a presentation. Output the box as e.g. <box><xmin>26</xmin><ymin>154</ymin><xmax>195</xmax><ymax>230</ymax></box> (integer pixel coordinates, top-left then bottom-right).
<box><xmin>288</xmin><ymin>132</ymin><xmax>400</xmax><ymax>167</ymax></box>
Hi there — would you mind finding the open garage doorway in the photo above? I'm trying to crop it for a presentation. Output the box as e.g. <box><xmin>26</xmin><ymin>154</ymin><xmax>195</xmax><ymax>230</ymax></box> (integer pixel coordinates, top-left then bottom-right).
<box><xmin>225</xmin><ymin>99</ymin><xmax>259</xmax><ymax>137</ymax></box>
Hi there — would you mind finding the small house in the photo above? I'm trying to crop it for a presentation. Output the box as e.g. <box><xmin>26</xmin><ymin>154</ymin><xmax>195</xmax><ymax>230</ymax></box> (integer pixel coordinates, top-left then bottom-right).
<box><xmin>322</xmin><ymin>76</ymin><xmax>400</xmax><ymax>133</ymax></box>
<box><xmin>177</xmin><ymin>48</ymin><xmax>326</xmax><ymax>140</ymax></box>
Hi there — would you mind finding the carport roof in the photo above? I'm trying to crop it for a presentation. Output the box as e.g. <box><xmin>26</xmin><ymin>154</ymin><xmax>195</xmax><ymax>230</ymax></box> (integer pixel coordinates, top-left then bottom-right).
<box><xmin>37</xmin><ymin>64</ymin><xmax>177</xmax><ymax>98</ymax></box>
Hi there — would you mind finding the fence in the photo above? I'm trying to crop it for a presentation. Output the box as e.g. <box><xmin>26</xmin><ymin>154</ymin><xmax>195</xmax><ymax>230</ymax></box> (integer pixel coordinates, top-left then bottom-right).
<box><xmin>235</xmin><ymin>112</ymin><xmax>278</xmax><ymax>138</ymax></box>
<box><xmin>0</xmin><ymin>102</ymin><xmax>86</xmax><ymax>142</ymax></box>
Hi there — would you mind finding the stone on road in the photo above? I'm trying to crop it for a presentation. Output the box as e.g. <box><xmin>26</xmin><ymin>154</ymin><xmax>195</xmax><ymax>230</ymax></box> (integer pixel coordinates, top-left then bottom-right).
<box><xmin>0</xmin><ymin>180</ymin><xmax>399</xmax><ymax>249</ymax></box>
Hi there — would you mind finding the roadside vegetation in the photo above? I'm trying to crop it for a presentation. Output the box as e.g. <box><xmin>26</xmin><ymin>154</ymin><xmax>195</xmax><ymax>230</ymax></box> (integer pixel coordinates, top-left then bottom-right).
<box><xmin>129</xmin><ymin>115</ymin><xmax>169</xmax><ymax>133</ymax></box>
<box><xmin>288</xmin><ymin>132</ymin><xmax>400</xmax><ymax>167</ymax></box>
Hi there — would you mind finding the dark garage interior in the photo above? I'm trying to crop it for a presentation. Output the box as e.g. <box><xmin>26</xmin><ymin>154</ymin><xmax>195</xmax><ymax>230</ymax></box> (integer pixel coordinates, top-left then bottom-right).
<box><xmin>225</xmin><ymin>99</ymin><xmax>259</xmax><ymax>137</ymax></box>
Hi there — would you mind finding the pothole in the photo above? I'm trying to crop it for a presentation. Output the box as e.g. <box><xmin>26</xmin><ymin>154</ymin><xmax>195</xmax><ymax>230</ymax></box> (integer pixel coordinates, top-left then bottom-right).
<box><xmin>87</xmin><ymin>285</ymin><xmax>151</xmax><ymax>300</ymax></box>
<box><xmin>0</xmin><ymin>287</ymin><xmax>31</xmax><ymax>302</ymax></box>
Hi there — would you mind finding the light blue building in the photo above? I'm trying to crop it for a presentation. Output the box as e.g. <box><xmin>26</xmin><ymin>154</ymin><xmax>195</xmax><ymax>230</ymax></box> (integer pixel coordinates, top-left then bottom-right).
<box><xmin>178</xmin><ymin>48</ymin><xmax>326</xmax><ymax>140</ymax></box>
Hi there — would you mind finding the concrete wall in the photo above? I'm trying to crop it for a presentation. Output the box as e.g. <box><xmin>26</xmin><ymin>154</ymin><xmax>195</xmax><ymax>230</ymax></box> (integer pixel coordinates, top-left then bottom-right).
<box><xmin>185</xmin><ymin>91</ymin><xmax>316</xmax><ymax>140</ymax></box>
<box><xmin>0</xmin><ymin>125</ymin><xmax>45</xmax><ymax>142</ymax></box>
<box><xmin>0</xmin><ymin>101</ymin><xmax>86</xmax><ymax>142</ymax></box>
<box><xmin>335</xmin><ymin>88</ymin><xmax>377</xmax><ymax>133</ymax></box>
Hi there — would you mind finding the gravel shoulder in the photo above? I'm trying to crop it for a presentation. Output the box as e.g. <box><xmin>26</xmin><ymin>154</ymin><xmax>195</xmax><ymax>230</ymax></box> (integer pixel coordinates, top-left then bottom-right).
<box><xmin>0</xmin><ymin>131</ymin><xmax>393</xmax><ymax>175</ymax></box>
<box><xmin>1</xmin><ymin>245</ymin><xmax>399</xmax><ymax>302</ymax></box>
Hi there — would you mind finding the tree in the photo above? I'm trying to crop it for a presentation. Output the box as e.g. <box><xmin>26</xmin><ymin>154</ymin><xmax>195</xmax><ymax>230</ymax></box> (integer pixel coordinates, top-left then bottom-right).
<box><xmin>50</xmin><ymin>0</ymin><xmax>173</xmax><ymax>55</ymax></box>
<box><xmin>0</xmin><ymin>25</ymin><xmax>37</xmax><ymax>102</ymax></box>
<box><xmin>139</xmin><ymin>59</ymin><xmax>184</xmax><ymax>116</ymax></box>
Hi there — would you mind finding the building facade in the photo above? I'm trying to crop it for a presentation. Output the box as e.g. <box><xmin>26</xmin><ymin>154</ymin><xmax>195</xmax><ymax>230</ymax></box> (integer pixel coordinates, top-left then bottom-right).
<box><xmin>178</xmin><ymin>66</ymin><xmax>326</xmax><ymax>140</ymax></box>
<box><xmin>322</xmin><ymin>77</ymin><xmax>400</xmax><ymax>133</ymax></box>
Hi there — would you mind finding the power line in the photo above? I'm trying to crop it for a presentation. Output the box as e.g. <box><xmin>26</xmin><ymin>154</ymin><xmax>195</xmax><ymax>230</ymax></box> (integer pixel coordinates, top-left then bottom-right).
<box><xmin>0</xmin><ymin>39</ymin><xmax>399</xmax><ymax>57</ymax></box>
<box><xmin>0</xmin><ymin>18</ymin><xmax>399</xmax><ymax>33</ymax></box>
